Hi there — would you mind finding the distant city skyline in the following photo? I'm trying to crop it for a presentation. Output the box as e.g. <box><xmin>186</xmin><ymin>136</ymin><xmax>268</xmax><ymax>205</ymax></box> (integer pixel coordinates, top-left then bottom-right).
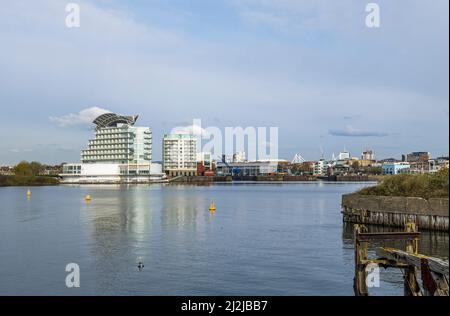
<box><xmin>0</xmin><ymin>0</ymin><xmax>448</xmax><ymax>165</ymax></box>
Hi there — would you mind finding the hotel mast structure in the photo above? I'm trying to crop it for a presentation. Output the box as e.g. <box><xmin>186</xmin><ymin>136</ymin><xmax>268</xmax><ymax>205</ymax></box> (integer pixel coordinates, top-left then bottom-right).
<box><xmin>60</xmin><ymin>112</ymin><xmax>166</xmax><ymax>183</ymax></box>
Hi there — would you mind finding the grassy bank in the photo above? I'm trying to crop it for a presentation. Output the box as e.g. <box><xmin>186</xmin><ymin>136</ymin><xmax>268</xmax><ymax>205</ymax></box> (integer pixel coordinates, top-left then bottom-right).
<box><xmin>357</xmin><ymin>169</ymin><xmax>449</xmax><ymax>199</ymax></box>
<box><xmin>0</xmin><ymin>175</ymin><xmax>60</xmax><ymax>187</ymax></box>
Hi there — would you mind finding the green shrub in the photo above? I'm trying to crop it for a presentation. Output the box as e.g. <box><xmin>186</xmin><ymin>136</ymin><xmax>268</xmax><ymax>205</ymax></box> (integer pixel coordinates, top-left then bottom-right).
<box><xmin>0</xmin><ymin>175</ymin><xmax>59</xmax><ymax>187</ymax></box>
<box><xmin>357</xmin><ymin>169</ymin><xmax>449</xmax><ymax>199</ymax></box>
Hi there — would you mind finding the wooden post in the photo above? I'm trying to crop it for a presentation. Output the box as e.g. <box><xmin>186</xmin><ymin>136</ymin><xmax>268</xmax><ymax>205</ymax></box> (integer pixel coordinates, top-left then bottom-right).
<box><xmin>354</xmin><ymin>224</ymin><xmax>369</xmax><ymax>296</ymax></box>
<box><xmin>404</xmin><ymin>223</ymin><xmax>421</xmax><ymax>296</ymax></box>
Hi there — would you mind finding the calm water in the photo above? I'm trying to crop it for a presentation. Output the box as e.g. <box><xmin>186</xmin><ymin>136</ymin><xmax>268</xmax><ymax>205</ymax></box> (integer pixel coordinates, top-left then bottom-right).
<box><xmin>0</xmin><ymin>183</ymin><xmax>448</xmax><ymax>296</ymax></box>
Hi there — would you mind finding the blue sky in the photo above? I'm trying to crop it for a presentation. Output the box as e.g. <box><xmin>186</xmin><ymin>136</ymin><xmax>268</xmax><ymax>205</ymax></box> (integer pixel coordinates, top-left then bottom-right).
<box><xmin>0</xmin><ymin>0</ymin><xmax>448</xmax><ymax>164</ymax></box>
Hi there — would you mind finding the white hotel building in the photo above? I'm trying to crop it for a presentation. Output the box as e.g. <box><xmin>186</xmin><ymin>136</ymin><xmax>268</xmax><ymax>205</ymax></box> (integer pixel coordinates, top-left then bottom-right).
<box><xmin>60</xmin><ymin>113</ymin><xmax>166</xmax><ymax>183</ymax></box>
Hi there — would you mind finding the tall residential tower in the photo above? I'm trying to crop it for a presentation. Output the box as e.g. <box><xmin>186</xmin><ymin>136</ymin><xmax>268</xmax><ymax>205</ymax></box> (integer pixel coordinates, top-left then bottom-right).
<box><xmin>162</xmin><ymin>134</ymin><xmax>197</xmax><ymax>177</ymax></box>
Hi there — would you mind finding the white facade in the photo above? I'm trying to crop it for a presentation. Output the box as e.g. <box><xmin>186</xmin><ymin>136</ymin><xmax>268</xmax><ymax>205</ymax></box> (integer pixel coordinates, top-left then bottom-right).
<box><xmin>61</xmin><ymin>163</ymin><xmax>166</xmax><ymax>183</ymax></box>
<box><xmin>82</xmin><ymin>126</ymin><xmax>152</xmax><ymax>165</ymax></box>
<box><xmin>314</xmin><ymin>159</ymin><xmax>328</xmax><ymax>176</ymax></box>
<box><xmin>338</xmin><ymin>151</ymin><xmax>351</xmax><ymax>161</ymax></box>
<box><xmin>382</xmin><ymin>162</ymin><xmax>410</xmax><ymax>175</ymax></box>
<box><xmin>361</xmin><ymin>150</ymin><xmax>375</xmax><ymax>161</ymax></box>
<box><xmin>60</xmin><ymin>113</ymin><xmax>166</xmax><ymax>183</ymax></box>
<box><xmin>163</xmin><ymin>134</ymin><xmax>197</xmax><ymax>176</ymax></box>
<box><xmin>233</xmin><ymin>151</ymin><xmax>246</xmax><ymax>163</ymax></box>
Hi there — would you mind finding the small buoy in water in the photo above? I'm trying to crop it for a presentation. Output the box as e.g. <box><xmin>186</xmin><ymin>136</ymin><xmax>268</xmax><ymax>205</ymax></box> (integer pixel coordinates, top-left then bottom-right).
<box><xmin>85</xmin><ymin>194</ymin><xmax>91</xmax><ymax>202</ymax></box>
<box><xmin>137</xmin><ymin>259</ymin><xmax>144</xmax><ymax>271</ymax></box>
<box><xmin>26</xmin><ymin>190</ymin><xmax>31</xmax><ymax>198</ymax></box>
<box><xmin>209</xmin><ymin>201</ymin><xmax>216</xmax><ymax>212</ymax></box>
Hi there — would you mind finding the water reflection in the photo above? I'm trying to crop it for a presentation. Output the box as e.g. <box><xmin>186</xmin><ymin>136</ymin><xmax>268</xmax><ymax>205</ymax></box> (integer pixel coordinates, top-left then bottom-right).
<box><xmin>342</xmin><ymin>222</ymin><xmax>449</xmax><ymax>295</ymax></box>
<box><xmin>342</xmin><ymin>222</ymin><xmax>449</xmax><ymax>259</ymax></box>
<box><xmin>1</xmin><ymin>183</ymin><xmax>447</xmax><ymax>295</ymax></box>
<box><xmin>80</xmin><ymin>185</ymin><xmax>154</xmax><ymax>293</ymax></box>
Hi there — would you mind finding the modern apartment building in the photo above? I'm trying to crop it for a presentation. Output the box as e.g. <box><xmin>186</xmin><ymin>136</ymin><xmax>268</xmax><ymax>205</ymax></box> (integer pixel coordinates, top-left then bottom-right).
<box><xmin>162</xmin><ymin>134</ymin><xmax>197</xmax><ymax>177</ymax></box>
<box><xmin>60</xmin><ymin>112</ymin><xmax>165</xmax><ymax>183</ymax></box>
<box><xmin>314</xmin><ymin>159</ymin><xmax>328</xmax><ymax>176</ymax></box>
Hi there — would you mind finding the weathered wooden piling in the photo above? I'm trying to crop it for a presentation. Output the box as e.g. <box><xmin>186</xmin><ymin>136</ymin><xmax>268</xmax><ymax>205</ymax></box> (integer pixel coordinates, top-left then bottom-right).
<box><xmin>404</xmin><ymin>223</ymin><xmax>421</xmax><ymax>296</ymax></box>
<box><xmin>354</xmin><ymin>224</ymin><xmax>368</xmax><ymax>296</ymax></box>
<box><xmin>353</xmin><ymin>223</ymin><xmax>449</xmax><ymax>296</ymax></box>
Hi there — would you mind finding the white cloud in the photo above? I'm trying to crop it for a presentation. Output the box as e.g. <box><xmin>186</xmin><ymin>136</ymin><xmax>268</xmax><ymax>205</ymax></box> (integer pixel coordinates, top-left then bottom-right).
<box><xmin>0</xmin><ymin>0</ymin><xmax>448</xmax><ymax>161</ymax></box>
<box><xmin>329</xmin><ymin>125</ymin><xmax>389</xmax><ymax>137</ymax></box>
<box><xmin>49</xmin><ymin>106</ymin><xmax>111</xmax><ymax>127</ymax></box>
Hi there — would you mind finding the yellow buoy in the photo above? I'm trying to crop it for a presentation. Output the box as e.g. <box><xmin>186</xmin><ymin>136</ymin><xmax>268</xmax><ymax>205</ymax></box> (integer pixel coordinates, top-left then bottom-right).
<box><xmin>85</xmin><ymin>194</ymin><xmax>91</xmax><ymax>202</ymax></box>
<box><xmin>26</xmin><ymin>190</ymin><xmax>31</xmax><ymax>198</ymax></box>
<box><xmin>209</xmin><ymin>201</ymin><xmax>216</xmax><ymax>212</ymax></box>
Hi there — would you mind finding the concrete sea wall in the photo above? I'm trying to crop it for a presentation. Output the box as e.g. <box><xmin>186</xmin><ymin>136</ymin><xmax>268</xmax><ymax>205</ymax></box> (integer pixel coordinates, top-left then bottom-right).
<box><xmin>342</xmin><ymin>194</ymin><xmax>449</xmax><ymax>231</ymax></box>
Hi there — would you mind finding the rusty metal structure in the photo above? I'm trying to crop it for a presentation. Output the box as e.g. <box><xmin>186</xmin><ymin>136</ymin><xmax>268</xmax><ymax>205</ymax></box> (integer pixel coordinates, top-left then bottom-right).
<box><xmin>353</xmin><ymin>223</ymin><xmax>449</xmax><ymax>296</ymax></box>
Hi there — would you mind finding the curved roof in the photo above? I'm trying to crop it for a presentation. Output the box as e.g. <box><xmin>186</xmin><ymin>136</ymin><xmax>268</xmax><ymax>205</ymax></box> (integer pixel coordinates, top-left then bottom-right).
<box><xmin>93</xmin><ymin>113</ymin><xmax>139</xmax><ymax>128</ymax></box>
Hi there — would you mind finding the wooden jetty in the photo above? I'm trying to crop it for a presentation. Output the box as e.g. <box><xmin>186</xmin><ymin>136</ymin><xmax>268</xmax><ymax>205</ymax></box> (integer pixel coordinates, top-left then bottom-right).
<box><xmin>354</xmin><ymin>223</ymin><xmax>449</xmax><ymax>296</ymax></box>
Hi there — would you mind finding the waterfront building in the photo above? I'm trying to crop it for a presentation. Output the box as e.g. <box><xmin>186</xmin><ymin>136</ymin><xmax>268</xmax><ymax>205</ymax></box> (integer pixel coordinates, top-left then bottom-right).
<box><xmin>292</xmin><ymin>161</ymin><xmax>315</xmax><ymax>175</ymax></box>
<box><xmin>436</xmin><ymin>156</ymin><xmax>449</xmax><ymax>170</ymax></box>
<box><xmin>313</xmin><ymin>159</ymin><xmax>328</xmax><ymax>176</ymax></box>
<box><xmin>0</xmin><ymin>165</ymin><xmax>13</xmax><ymax>175</ymax></box>
<box><xmin>197</xmin><ymin>152</ymin><xmax>212</xmax><ymax>170</ymax></box>
<box><xmin>196</xmin><ymin>152</ymin><xmax>212</xmax><ymax>176</ymax></box>
<box><xmin>82</xmin><ymin>113</ymin><xmax>152</xmax><ymax>166</ymax></box>
<box><xmin>332</xmin><ymin>162</ymin><xmax>350</xmax><ymax>175</ymax></box>
<box><xmin>361</xmin><ymin>150</ymin><xmax>375</xmax><ymax>161</ymax></box>
<box><xmin>162</xmin><ymin>133</ymin><xmax>197</xmax><ymax>177</ymax></box>
<box><xmin>338</xmin><ymin>151</ymin><xmax>351</xmax><ymax>161</ymax></box>
<box><xmin>379</xmin><ymin>158</ymin><xmax>401</xmax><ymax>164</ymax></box>
<box><xmin>41</xmin><ymin>165</ymin><xmax>63</xmax><ymax>176</ymax></box>
<box><xmin>221</xmin><ymin>154</ymin><xmax>233</xmax><ymax>163</ymax></box>
<box><xmin>382</xmin><ymin>162</ymin><xmax>410</xmax><ymax>175</ymax></box>
<box><xmin>60</xmin><ymin>112</ymin><xmax>166</xmax><ymax>183</ymax></box>
<box><xmin>406</xmin><ymin>151</ymin><xmax>431</xmax><ymax>163</ymax></box>
<box><xmin>232</xmin><ymin>151</ymin><xmax>246</xmax><ymax>163</ymax></box>
<box><xmin>399</xmin><ymin>159</ymin><xmax>448</xmax><ymax>174</ymax></box>
<box><xmin>215</xmin><ymin>161</ymin><xmax>279</xmax><ymax>176</ymax></box>
<box><xmin>357</xmin><ymin>159</ymin><xmax>374</xmax><ymax>168</ymax></box>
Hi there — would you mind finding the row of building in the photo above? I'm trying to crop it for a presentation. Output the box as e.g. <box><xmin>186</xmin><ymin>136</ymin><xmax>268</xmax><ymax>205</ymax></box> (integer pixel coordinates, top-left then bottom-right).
<box><xmin>294</xmin><ymin>150</ymin><xmax>449</xmax><ymax>177</ymax></box>
<box><xmin>2</xmin><ymin>112</ymin><xmax>448</xmax><ymax>181</ymax></box>
<box><xmin>381</xmin><ymin>155</ymin><xmax>449</xmax><ymax>175</ymax></box>
<box><xmin>59</xmin><ymin>112</ymin><xmax>303</xmax><ymax>183</ymax></box>
<box><xmin>60</xmin><ymin>113</ymin><xmax>224</xmax><ymax>183</ymax></box>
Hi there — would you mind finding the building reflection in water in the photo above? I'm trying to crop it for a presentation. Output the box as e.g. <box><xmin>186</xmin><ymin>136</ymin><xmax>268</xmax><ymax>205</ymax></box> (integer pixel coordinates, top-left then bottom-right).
<box><xmin>79</xmin><ymin>184</ymin><xmax>214</xmax><ymax>293</ymax></box>
<box><xmin>159</xmin><ymin>185</ymin><xmax>211</xmax><ymax>242</ymax></box>
<box><xmin>80</xmin><ymin>185</ymin><xmax>154</xmax><ymax>292</ymax></box>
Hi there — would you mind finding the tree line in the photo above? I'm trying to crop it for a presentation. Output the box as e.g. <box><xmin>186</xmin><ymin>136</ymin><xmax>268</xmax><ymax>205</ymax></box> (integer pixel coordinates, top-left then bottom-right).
<box><xmin>0</xmin><ymin>161</ymin><xmax>60</xmax><ymax>186</ymax></box>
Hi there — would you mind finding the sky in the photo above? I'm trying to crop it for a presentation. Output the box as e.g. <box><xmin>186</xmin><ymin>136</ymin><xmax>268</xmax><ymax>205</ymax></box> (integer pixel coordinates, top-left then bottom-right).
<box><xmin>0</xmin><ymin>0</ymin><xmax>448</xmax><ymax>164</ymax></box>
